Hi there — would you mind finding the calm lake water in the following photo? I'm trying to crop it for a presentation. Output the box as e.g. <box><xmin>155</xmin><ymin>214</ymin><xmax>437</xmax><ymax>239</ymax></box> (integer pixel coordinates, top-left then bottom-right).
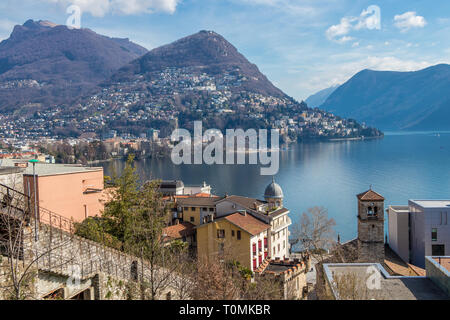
<box><xmin>99</xmin><ymin>132</ymin><xmax>450</xmax><ymax>242</ymax></box>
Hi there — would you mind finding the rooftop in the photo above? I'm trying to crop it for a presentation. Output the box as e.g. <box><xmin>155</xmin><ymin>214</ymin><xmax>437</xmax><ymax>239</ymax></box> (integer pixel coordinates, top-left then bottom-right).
<box><xmin>357</xmin><ymin>189</ymin><xmax>385</xmax><ymax>201</ymax></box>
<box><xmin>0</xmin><ymin>159</ymin><xmax>102</xmax><ymax>177</ymax></box>
<box><xmin>224</xmin><ymin>212</ymin><xmax>270</xmax><ymax>236</ymax></box>
<box><xmin>434</xmin><ymin>257</ymin><xmax>450</xmax><ymax>272</ymax></box>
<box><xmin>324</xmin><ymin>263</ymin><xmax>448</xmax><ymax>300</ymax></box>
<box><xmin>163</xmin><ymin>222</ymin><xmax>195</xmax><ymax>241</ymax></box>
<box><xmin>409</xmin><ymin>200</ymin><xmax>450</xmax><ymax>209</ymax></box>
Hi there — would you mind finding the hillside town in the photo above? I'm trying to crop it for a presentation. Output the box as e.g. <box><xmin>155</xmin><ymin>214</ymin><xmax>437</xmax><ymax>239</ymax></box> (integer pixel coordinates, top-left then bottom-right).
<box><xmin>0</xmin><ymin>156</ymin><xmax>448</xmax><ymax>300</ymax></box>
<box><xmin>0</xmin><ymin>66</ymin><xmax>382</xmax><ymax>141</ymax></box>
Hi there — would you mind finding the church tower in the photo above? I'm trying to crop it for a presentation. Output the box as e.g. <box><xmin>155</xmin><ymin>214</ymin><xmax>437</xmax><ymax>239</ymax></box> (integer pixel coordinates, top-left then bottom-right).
<box><xmin>356</xmin><ymin>189</ymin><xmax>385</xmax><ymax>262</ymax></box>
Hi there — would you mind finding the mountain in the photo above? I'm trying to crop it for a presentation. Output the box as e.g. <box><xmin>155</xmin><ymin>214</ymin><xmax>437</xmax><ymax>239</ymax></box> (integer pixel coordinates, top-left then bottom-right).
<box><xmin>320</xmin><ymin>64</ymin><xmax>450</xmax><ymax>130</ymax></box>
<box><xmin>0</xmin><ymin>20</ymin><xmax>147</xmax><ymax>113</ymax></box>
<box><xmin>305</xmin><ymin>85</ymin><xmax>339</xmax><ymax>108</ymax></box>
<box><xmin>110</xmin><ymin>30</ymin><xmax>285</xmax><ymax>98</ymax></box>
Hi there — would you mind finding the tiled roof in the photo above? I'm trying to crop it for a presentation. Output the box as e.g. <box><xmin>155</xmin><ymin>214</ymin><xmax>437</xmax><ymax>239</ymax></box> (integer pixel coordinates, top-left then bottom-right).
<box><xmin>177</xmin><ymin>196</ymin><xmax>221</xmax><ymax>206</ymax></box>
<box><xmin>224</xmin><ymin>212</ymin><xmax>270</xmax><ymax>236</ymax></box>
<box><xmin>357</xmin><ymin>189</ymin><xmax>385</xmax><ymax>201</ymax></box>
<box><xmin>218</xmin><ymin>195</ymin><xmax>266</xmax><ymax>210</ymax></box>
<box><xmin>163</xmin><ymin>222</ymin><xmax>195</xmax><ymax>241</ymax></box>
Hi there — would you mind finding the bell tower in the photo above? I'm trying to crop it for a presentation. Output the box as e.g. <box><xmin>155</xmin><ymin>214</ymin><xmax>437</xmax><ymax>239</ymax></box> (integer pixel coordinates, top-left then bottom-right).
<box><xmin>356</xmin><ymin>188</ymin><xmax>385</xmax><ymax>262</ymax></box>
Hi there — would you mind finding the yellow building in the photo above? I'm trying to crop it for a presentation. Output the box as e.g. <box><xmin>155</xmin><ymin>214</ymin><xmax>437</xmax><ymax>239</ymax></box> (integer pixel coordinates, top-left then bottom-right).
<box><xmin>196</xmin><ymin>211</ymin><xmax>270</xmax><ymax>272</ymax></box>
<box><xmin>177</xmin><ymin>196</ymin><xmax>218</xmax><ymax>226</ymax></box>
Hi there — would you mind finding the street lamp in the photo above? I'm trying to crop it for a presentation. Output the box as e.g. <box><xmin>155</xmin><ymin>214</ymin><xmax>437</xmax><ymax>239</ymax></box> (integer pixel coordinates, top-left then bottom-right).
<box><xmin>29</xmin><ymin>159</ymin><xmax>39</xmax><ymax>241</ymax></box>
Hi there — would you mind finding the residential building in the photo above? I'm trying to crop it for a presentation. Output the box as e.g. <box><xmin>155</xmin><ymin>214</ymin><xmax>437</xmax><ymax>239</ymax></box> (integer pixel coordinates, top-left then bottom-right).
<box><xmin>388</xmin><ymin>200</ymin><xmax>450</xmax><ymax>267</ymax></box>
<box><xmin>196</xmin><ymin>211</ymin><xmax>271</xmax><ymax>272</ymax></box>
<box><xmin>21</xmin><ymin>162</ymin><xmax>106</xmax><ymax>222</ymax></box>
<box><xmin>215</xmin><ymin>179</ymin><xmax>292</xmax><ymax>260</ymax></box>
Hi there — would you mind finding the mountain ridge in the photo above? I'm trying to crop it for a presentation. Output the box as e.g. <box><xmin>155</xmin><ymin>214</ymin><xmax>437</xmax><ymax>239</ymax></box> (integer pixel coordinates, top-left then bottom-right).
<box><xmin>320</xmin><ymin>64</ymin><xmax>450</xmax><ymax>130</ymax></box>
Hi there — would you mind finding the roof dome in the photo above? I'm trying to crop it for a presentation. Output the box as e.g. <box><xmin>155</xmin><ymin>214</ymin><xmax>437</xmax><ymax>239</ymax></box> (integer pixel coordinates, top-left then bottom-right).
<box><xmin>264</xmin><ymin>178</ymin><xmax>283</xmax><ymax>199</ymax></box>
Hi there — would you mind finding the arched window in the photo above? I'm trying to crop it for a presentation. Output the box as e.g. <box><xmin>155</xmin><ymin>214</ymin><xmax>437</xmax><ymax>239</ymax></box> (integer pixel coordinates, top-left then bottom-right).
<box><xmin>367</xmin><ymin>206</ymin><xmax>374</xmax><ymax>216</ymax></box>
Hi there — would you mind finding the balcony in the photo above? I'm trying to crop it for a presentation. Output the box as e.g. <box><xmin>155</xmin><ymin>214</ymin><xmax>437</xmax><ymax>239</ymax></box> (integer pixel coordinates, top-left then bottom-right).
<box><xmin>271</xmin><ymin>216</ymin><xmax>292</xmax><ymax>234</ymax></box>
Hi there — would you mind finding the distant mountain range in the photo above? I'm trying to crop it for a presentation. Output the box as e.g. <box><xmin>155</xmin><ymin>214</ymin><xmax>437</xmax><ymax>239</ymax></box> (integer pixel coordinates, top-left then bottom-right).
<box><xmin>305</xmin><ymin>85</ymin><xmax>338</xmax><ymax>108</ymax></box>
<box><xmin>0</xmin><ymin>20</ymin><xmax>147</xmax><ymax>113</ymax></box>
<box><xmin>319</xmin><ymin>64</ymin><xmax>450</xmax><ymax>130</ymax></box>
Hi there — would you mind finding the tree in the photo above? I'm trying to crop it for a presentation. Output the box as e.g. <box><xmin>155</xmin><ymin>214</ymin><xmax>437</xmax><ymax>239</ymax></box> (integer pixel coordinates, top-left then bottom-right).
<box><xmin>290</xmin><ymin>206</ymin><xmax>336</xmax><ymax>262</ymax></box>
<box><xmin>124</xmin><ymin>180</ymin><xmax>179</xmax><ymax>300</ymax></box>
<box><xmin>0</xmin><ymin>184</ymin><xmax>75</xmax><ymax>299</ymax></box>
<box><xmin>102</xmin><ymin>154</ymin><xmax>140</xmax><ymax>243</ymax></box>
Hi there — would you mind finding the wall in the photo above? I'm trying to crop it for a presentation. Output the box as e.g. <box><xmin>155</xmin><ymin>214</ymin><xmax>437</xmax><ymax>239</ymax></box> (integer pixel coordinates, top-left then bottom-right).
<box><xmin>425</xmin><ymin>256</ymin><xmax>450</xmax><ymax>297</ymax></box>
<box><xmin>388</xmin><ymin>207</ymin><xmax>410</xmax><ymax>263</ymax></box>
<box><xmin>24</xmin><ymin>169</ymin><xmax>105</xmax><ymax>223</ymax></box>
<box><xmin>196</xmin><ymin>218</ymin><xmax>252</xmax><ymax>270</ymax></box>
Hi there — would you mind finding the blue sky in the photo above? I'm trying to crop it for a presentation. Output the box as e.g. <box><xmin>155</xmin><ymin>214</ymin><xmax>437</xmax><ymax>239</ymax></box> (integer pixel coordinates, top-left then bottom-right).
<box><xmin>0</xmin><ymin>0</ymin><xmax>449</xmax><ymax>101</ymax></box>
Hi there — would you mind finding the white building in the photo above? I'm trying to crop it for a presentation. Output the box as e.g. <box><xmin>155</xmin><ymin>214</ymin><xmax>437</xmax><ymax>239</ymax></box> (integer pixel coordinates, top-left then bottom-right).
<box><xmin>388</xmin><ymin>200</ymin><xmax>450</xmax><ymax>268</ymax></box>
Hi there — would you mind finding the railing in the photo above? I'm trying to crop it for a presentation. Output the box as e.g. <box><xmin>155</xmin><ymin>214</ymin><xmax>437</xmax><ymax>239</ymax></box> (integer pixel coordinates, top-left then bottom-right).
<box><xmin>0</xmin><ymin>183</ymin><xmax>74</xmax><ymax>233</ymax></box>
<box><xmin>38</xmin><ymin>206</ymin><xmax>75</xmax><ymax>234</ymax></box>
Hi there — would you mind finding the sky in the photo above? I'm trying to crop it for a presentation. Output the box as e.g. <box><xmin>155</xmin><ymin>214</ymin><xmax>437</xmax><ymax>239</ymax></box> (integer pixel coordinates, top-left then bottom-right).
<box><xmin>0</xmin><ymin>0</ymin><xmax>449</xmax><ymax>101</ymax></box>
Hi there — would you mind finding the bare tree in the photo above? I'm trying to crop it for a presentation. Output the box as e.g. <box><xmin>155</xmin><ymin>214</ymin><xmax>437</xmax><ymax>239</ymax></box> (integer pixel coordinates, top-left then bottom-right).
<box><xmin>0</xmin><ymin>183</ymin><xmax>78</xmax><ymax>300</ymax></box>
<box><xmin>290</xmin><ymin>206</ymin><xmax>336</xmax><ymax>263</ymax></box>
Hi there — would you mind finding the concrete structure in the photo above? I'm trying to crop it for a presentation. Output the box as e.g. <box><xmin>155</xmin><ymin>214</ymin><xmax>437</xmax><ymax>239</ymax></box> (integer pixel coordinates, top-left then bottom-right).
<box><xmin>21</xmin><ymin>162</ymin><xmax>105</xmax><ymax>223</ymax></box>
<box><xmin>426</xmin><ymin>256</ymin><xmax>450</xmax><ymax>297</ymax></box>
<box><xmin>322</xmin><ymin>259</ymin><xmax>449</xmax><ymax>300</ymax></box>
<box><xmin>158</xmin><ymin>180</ymin><xmax>211</xmax><ymax>197</ymax></box>
<box><xmin>356</xmin><ymin>189</ymin><xmax>385</xmax><ymax>263</ymax></box>
<box><xmin>196</xmin><ymin>211</ymin><xmax>271</xmax><ymax>272</ymax></box>
<box><xmin>388</xmin><ymin>200</ymin><xmax>450</xmax><ymax>268</ymax></box>
<box><xmin>387</xmin><ymin>206</ymin><xmax>410</xmax><ymax>263</ymax></box>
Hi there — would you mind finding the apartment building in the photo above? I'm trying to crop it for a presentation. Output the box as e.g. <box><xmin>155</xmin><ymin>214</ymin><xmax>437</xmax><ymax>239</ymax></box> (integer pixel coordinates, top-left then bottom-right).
<box><xmin>388</xmin><ymin>200</ymin><xmax>450</xmax><ymax>268</ymax></box>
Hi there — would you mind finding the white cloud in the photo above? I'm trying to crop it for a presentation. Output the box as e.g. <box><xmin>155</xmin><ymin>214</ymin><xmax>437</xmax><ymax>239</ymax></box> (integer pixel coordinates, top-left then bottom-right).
<box><xmin>326</xmin><ymin>5</ymin><xmax>381</xmax><ymax>43</ymax></box>
<box><xmin>394</xmin><ymin>11</ymin><xmax>426</xmax><ymax>32</ymax></box>
<box><xmin>44</xmin><ymin>0</ymin><xmax>180</xmax><ymax>17</ymax></box>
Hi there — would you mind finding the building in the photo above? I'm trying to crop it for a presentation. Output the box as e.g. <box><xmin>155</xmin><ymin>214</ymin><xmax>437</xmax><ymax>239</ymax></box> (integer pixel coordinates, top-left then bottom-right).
<box><xmin>176</xmin><ymin>196</ymin><xmax>218</xmax><ymax>226</ymax></box>
<box><xmin>356</xmin><ymin>189</ymin><xmax>385</xmax><ymax>263</ymax></box>
<box><xmin>196</xmin><ymin>211</ymin><xmax>271</xmax><ymax>272</ymax></box>
<box><xmin>21</xmin><ymin>162</ymin><xmax>106</xmax><ymax>223</ymax></box>
<box><xmin>255</xmin><ymin>256</ymin><xmax>310</xmax><ymax>300</ymax></box>
<box><xmin>215</xmin><ymin>179</ymin><xmax>291</xmax><ymax>260</ymax></box>
<box><xmin>322</xmin><ymin>256</ymin><xmax>449</xmax><ymax>300</ymax></box>
<box><xmin>157</xmin><ymin>180</ymin><xmax>212</xmax><ymax>197</ymax></box>
<box><xmin>388</xmin><ymin>200</ymin><xmax>450</xmax><ymax>268</ymax></box>
<box><xmin>162</xmin><ymin>221</ymin><xmax>196</xmax><ymax>249</ymax></box>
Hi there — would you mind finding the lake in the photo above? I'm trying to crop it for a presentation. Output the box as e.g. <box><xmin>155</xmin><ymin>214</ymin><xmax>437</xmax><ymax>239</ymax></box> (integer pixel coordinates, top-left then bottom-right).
<box><xmin>99</xmin><ymin>132</ymin><xmax>450</xmax><ymax>242</ymax></box>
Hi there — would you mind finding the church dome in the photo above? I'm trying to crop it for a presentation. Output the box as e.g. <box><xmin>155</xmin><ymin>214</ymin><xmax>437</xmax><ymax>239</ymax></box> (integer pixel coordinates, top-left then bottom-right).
<box><xmin>264</xmin><ymin>178</ymin><xmax>283</xmax><ymax>199</ymax></box>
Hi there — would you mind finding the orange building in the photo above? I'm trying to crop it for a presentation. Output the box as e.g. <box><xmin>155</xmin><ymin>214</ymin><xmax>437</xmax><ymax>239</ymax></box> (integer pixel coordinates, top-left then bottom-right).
<box><xmin>23</xmin><ymin>163</ymin><xmax>105</xmax><ymax>222</ymax></box>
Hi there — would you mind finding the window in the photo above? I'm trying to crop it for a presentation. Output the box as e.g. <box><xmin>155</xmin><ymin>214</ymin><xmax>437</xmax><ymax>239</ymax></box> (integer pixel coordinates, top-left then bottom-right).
<box><xmin>217</xmin><ymin>229</ymin><xmax>225</xmax><ymax>239</ymax></box>
<box><xmin>277</xmin><ymin>244</ymin><xmax>280</xmax><ymax>252</ymax></box>
<box><xmin>432</xmin><ymin>228</ymin><xmax>438</xmax><ymax>241</ymax></box>
<box><xmin>283</xmin><ymin>241</ymin><xmax>285</xmax><ymax>249</ymax></box>
<box><xmin>258</xmin><ymin>240</ymin><xmax>262</xmax><ymax>252</ymax></box>
<box><xmin>209</xmin><ymin>208</ymin><xmax>214</xmax><ymax>212</ymax></box>
<box><xmin>253</xmin><ymin>259</ymin><xmax>257</xmax><ymax>269</ymax></box>
<box><xmin>237</xmin><ymin>230</ymin><xmax>241</xmax><ymax>240</ymax></box>
<box><xmin>190</xmin><ymin>216</ymin><xmax>195</xmax><ymax>223</ymax></box>
<box><xmin>253</xmin><ymin>243</ymin><xmax>257</xmax><ymax>255</ymax></box>
<box><xmin>183</xmin><ymin>207</ymin><xmax>188</xmax><ymax>211</ymax></box>
<box><xmin>264</xmin><ymin>251</ymin><xmax>268</xmax><ymax>259</ymax></box>
<box><xmin>258</xmin><ymin>255</ymin><xmax>262</xmax><ymax>265</ymax></box>
<box><xmin>191</xmin><ymin>207</ymin><xmax>195</xmax><ymax>211</ymax></box>
<box><xmin>432</xmin><ymin>244</ymin><xmax>445</xmax><ymax>256</ymax></box>
<box><xmin>231</xmin><ymin>230</ymin><xmax>235</xmax><ymax>237</ymax></box>
<box><xmin>264</xmin><ymin>237</ymin><xmax>268</xmax><ymax>248</ymax></box>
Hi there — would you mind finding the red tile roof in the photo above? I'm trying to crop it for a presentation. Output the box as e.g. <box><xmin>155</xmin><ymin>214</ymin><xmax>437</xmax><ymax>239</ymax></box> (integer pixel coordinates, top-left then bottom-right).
<box><xmin>357</xmin><ymin>189</ymin><xmax>385</xmax><ymax>201</ymax></box>
<box><xmin>224</xmin><ymin>212</ymin><xmax>270</xmax><ymax>236</ymax></box>
<box><xmin>163</xmin><ymin>222</ymin><xmax>195</xmax><ymax>241</ymax></box>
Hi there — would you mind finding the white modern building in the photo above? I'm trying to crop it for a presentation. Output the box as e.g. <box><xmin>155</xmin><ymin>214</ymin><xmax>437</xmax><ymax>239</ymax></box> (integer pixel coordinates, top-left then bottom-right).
<box><xmin>388</xmin><ymin>200</ymin><xmax>450</xmax><ymax>268</ymax></box>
